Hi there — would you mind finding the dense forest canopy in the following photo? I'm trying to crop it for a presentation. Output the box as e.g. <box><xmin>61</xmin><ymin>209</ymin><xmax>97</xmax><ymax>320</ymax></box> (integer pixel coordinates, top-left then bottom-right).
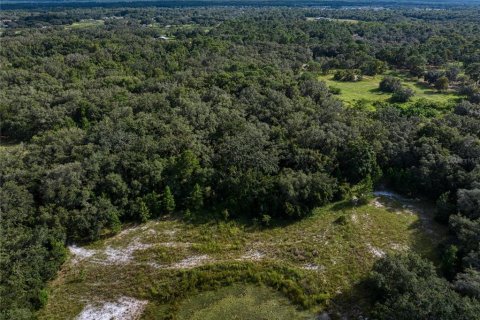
<box><xmin>1</xmin><ymin>5</ymin><xmax>480</xmax><ymax>319</ymax></box>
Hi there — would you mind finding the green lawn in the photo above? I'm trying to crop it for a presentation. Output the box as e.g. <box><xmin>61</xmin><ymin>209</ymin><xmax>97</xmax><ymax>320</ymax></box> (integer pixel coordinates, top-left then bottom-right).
<box><xmin>319</xmin><ymin>72</ymin><xmax>461</xmax><ymax>110</ymax></box>
<box><xmin>38</xmin><ymin>194</ymin><xmax>445</xmax><ymax>319</ymax></box>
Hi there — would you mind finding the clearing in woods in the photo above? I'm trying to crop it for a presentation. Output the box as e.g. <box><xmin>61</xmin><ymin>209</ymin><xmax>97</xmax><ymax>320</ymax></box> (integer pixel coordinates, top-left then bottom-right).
<box><xmin>39</xmin><ymin>192</ymin><xmax>445</xmax><ymax>319</ymax></box>
<box><xmin>319</xmin><ymin>72</ymin><xmax>460</xmax><ymax>109</ymax></box>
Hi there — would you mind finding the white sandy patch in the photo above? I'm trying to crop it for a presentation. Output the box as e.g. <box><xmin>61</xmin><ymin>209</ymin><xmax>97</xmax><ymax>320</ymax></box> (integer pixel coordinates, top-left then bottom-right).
<box><xmin>76</xmin><ymin>297</ymin><xmax>147</xmax><ymax>320</ymax></box>
<box><xmin>162</xmin><ymin>229</ymin><xmax>177</xmax><ymax>236</ymax></box>
<box><xmin>100</xmin><ymin>240</ymin><xmax>153</xmax><ymax>264</ymax></box>
<box><xmin>69</xmin><ymin>238</ymin><xmax>153</xmax><ymax>265</ymax></box>
<box><xmin>351</xmin><ymin>213</ymin><xmax>359</xmax><ymax>223</ymax></box>
<box><xmin>372</xmin><ymin>199</ymin><xmax>385</xmax><ymax>208</ymax></box>
<box><xmin>391</xmin><ymin>243</ymin><xmax>409</xmax><ymax>251</ymax></box>
<box><xmin>169</xmin><ymin>255</ymin><xmax>210</xmax><ymax>269</ymax></box>
<box><xmin>238</xmin><ymin>250</ymin><xmax>265</xmax><ymax>261</ymax></box>
<box><xmin>302</xmin><ymin>263</ymin><xmax>324</xmax><ymax>271</ymax></box>
<box><xmin>146</xmin><ymin>229</ymin><xmax>157</xmax><ymax>235</ymax></box>
<box><xmin>367</xmin><ymin>244</ymin><xmax>385</xmax><ymax>258</ymax></box>
<box><xmin>69</xmin><ymin>246</ymin><xmax>97</xmax><ymax>264</ymax></box>
<box><xmin>116</xmin><ymin>227</ymin><xmax>136</xmax><ymax>238</ymax></box>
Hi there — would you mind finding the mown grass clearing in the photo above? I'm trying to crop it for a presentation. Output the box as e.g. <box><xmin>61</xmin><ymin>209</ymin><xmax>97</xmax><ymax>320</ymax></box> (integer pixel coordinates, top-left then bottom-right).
<box><xmin>174</xmin><ymin>284</ymin><xmax>314</xmax><ymax>320</ymax></box>
<box><xmin>66</xmin><ymin>19</ymin><xmax>104</xmax><ymax>29</ymax></box>
<box><xmin>319</xmin><ymin>72</ymin><xmax>460</xmax><ymax>110</ymax></box>
<box><xmin>38</xmin><ymin>192</ymin><xmax>445</xmax><ymax>319</ymax></box>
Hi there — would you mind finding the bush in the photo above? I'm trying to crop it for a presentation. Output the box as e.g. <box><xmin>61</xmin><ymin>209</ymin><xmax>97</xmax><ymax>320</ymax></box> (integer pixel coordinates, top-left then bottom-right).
<box><xmin>424</xmin><ymin>69</ymin><xmax>444</xmax><ymax>84</ymax></box>
<box><xmin>333</xmin><ymin>69</ymin><xmax>362</xmax><ymax>82</ymax></box>
<box><xmin>434</xmin><ymin>76</ymin><xmax>449</xmax><ymax>91</ymax></box>
<box><xmin>328</xmin><ymin>86</ymin><xmax>341</xmax><ymax>95</ymax></box>
<box><xmin>391</xmin><ymin>87</ymin><xmax>414</xmax><ymax>103</ymax></box>
<box><xmin>379</xmin><ymin>76</ymin><xmax>402</xmax><ymax>93</ymax></box>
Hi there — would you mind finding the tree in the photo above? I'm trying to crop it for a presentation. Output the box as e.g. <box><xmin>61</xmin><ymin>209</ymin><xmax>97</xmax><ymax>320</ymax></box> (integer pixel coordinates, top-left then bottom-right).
<box><xmin>369</xmin><ymin>253</ymin><xmax>480</xmax><ymax>320</ymax></box>
<box><xmin>424</xmin><ymin>69</ymin><xmax>444</xmax><ymax>85</ymax></box>
<box><xmin>466</xmin><ymin>63</ymin><xmax>480</xmax><ymax>83</ymax></box>
<box><xmin>338</xmin><ymin>140</ymin><xmax>381</xmax><ymax>184</ymax></box>
<box><xmin>434</xmin><ymin>76</ymin><xmax>449</xmax><ymax>91</ymax></box>
<box><xmin>446</xmin><ymin>66</ymin><xmax>460</xmax><ymax>82</ymax></box>
<box><xmin>333</xmin><ymin>69</ymin><xmax>362</xmax><ymax>82</ymax></box>
<box><xmin>136</xmin><ymin>198</ymin><xmax>150</xmax><ymax>223</ymax></box>
<box><xmin>188</xmin><ymin>183</ymin><xmax>204</xmax><ymax>211</ymax></box>
<box><xmin>454</xmin><ymin>269</ymin><xmax>480</xmax><ymax>299</ymax></box>
<box><xmin>162</xmin><ymin>186</ymin><xmax>176</xmax><ymax>214</ymax></box>
<box><xmin>457</xmin><ymin>189</ymin><xmax>480</xmax><ymax>220</ymax></box>
<box><xmin>361</xmin><ymin>59</ymin><xmax>387</xmax><ymax>76</ymax></box>
<box><xmin>406</xmin><ymin>55</ymin><xmax>426</xmax><ymax>77</ymax></box>
<box><xmin>379</xmin><ymin>76</ymin><xmax>402</xmax><ymax>93</ymax></box>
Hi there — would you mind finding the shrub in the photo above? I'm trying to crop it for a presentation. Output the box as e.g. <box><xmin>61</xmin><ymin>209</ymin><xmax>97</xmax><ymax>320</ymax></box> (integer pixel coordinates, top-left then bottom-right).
<box><xmin>328</xmin><ymin>86</ymin><xmax>341</xmax><ymax>95</ymax></box>
<box><xmin>333</xmin><ymin>69</ymin><xmax>362</xmax><ymax>82</ymax></box>
<box><xmin>379</xmin><ymin>76</ymin><xmax>402</xmax><ymax>93</ymax></box>
<box><xmin>434</xmin><ymin>76</ymin><xmax>449</xmax><ymax>91</ymax></box>
<box><xmin>391</xmin><ymin>87</ymin><xmax>414</xmax><ymax>103</ymax></box>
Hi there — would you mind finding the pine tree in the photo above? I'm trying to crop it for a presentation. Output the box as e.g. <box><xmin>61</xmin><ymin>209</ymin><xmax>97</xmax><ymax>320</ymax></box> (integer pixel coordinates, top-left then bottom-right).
<box><xmin>138</xmin><ymin>199</ymin><xmax>151</xmax><ymax>223</ymax></box>
<box><xmin>189</xmin><ymin>183</ymin><xmax>204</xmax><ymax>211</ymax></box>
<box><xmin>162</xmin><ymin>186</ymin><xmax>175</xmax><ymax>214</ymax></box>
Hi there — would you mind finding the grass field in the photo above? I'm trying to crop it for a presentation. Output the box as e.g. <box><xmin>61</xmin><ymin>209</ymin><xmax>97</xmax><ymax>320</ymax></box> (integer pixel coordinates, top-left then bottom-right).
<box><xmin>319</xmin><ymin>72</ymin><xmax>461</xmax><ymax>110</ymax></box>
<box><xmin>65</xmin><ymin>19</ymin><xmax>105</xmax><ymax>29</ymax></box>
<box><xmin>38</xmin><ymin>192</ymin><xmax>445</xmax><ymax>319</ymax></box>
<box><xmin>175</xmin><ymin>284</ymin><xmax>314</xmax><ymax>320</ymax></box>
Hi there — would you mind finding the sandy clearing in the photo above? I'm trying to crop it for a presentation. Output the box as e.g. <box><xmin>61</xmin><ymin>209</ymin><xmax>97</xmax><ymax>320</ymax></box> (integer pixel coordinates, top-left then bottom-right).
<box><xmin>373</xmin><ymin>189</ymin><xmax>439</xmax><ymax>235</ymax></box>
<box><xmin>69</xmin><ymin>239</ymin><xmax>153</xmax><ymax>265</ymax></box>
<box><xmin>238</xmin><ymin>250</ymin><xmax>265</xmax><ymax>261</ymax></box>
<box><xmin>76</xmin><ymin>297</ymin><xmax>147</xmax><ymax>320</ymax></box>
<box><xmin>367</xmin><ymin>244</ymin><xmax>385</xmax><ymax>258</ymax></box>
<box><xmin>69</xmin><ymin>246</ymin><xmax>97</xmax><ymax>264</ymax></box>
<box><xmin>372</xmin><ymin>199</ymin><xmax>384</xmax><ymax>208</ymax></box>
<box><xmin>101</xmin><ymin>240</ymin><xmax>153</xmax><ymax>264</ymax></box>
<box><xmin>167</xmin><ymin>255</ymin><xmax>211</xmax><ymax>269</ymax></box>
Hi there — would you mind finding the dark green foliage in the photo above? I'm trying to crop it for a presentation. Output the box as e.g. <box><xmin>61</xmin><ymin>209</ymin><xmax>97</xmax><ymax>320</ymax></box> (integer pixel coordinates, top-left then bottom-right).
<box><xmin>466</xmin><ymin>63</ymin><xmax>480</xmax><ymax>83</ymax></box>
<box><xmin>435</xmin><ymin>191</ymin><xmax>456</xmax><ymax>223</ymax></box>
<box><xmin>361</xmin><ymin>59</ymin><xmax>387</xmax><ymax>76</ymax></box>
<box><xmin>379</xmin><ymin>76</ymin><xmax>402</xmax><ymax>93</ymax></box>
<box><xmin>368</xmin><ymin>253</ymin><xmax>480</xmax><ymax>320</ymax></box>
<box><xmin>446</xmin><ymin>66</ymin><xmax>460</xmax><ymax>82</ymax></box>
<box><xmin>424</xmin><ymin>69</ymin><xmax>445</xmax><ymax>85</ymax></box>
<box><xmin>333</xmin><ymin>69</ymin><xmax>362</xmax><ymax>82</ymax></box>
<box><xmin>457</xmin><ymin>189</ymin><xmax>480</xmax><ymax>220</ymax></box>
<box><xmin>441</xmin><ymin>244</ymin><xmax>459</xmax><ymax>279</ymax></box>
<box><xmin>390</xmin><ymin>86</ymin><xmax>415</xmax><ymax>103</ymax></box>
<box><xmin>1</xmin><ymin>5</ymin><xmax>480</xmax><ymax>317</ymax></box>
<box><xmin>435</xmin><ymin>76</ymin><xmax>450</xmax><ymax>91</ymax></box>
<box><xmin>188</xmin><ymin>183</ymin><xmax>204</xmax><ymax>212</ymax></box>
<box><xmin>162</xmin><ymin>186</ymin><xmax>176</xmax><ymax>215</ymax></box>
<box><xmin>338</xmin><ymin>141</ymin><xmax>381</xmax><ymax>184</ymax></box>
<box><xmin>454</xmin><ymin>269</ymin><xmax>480</xmax><ymax>299</ymax></box>
<box><xmin>275</xmin><ymin>169</ymin><xmax>337</xmax><ymax>218</ymax></box>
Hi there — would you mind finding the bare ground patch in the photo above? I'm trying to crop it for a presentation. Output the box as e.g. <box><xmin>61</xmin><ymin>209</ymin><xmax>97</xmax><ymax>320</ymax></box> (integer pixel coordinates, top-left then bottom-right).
<box><xmin>76</xmin><ymin>296</ymin><xmax>147</xmax><ymax>320</ymax></box>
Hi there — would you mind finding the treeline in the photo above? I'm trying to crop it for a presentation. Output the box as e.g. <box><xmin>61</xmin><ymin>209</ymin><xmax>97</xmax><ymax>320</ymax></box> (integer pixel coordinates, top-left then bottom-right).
<box><xmin>0</xmin><ymin>7</ymin><xmax>479</xmax><ymax>319</ymax></box>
